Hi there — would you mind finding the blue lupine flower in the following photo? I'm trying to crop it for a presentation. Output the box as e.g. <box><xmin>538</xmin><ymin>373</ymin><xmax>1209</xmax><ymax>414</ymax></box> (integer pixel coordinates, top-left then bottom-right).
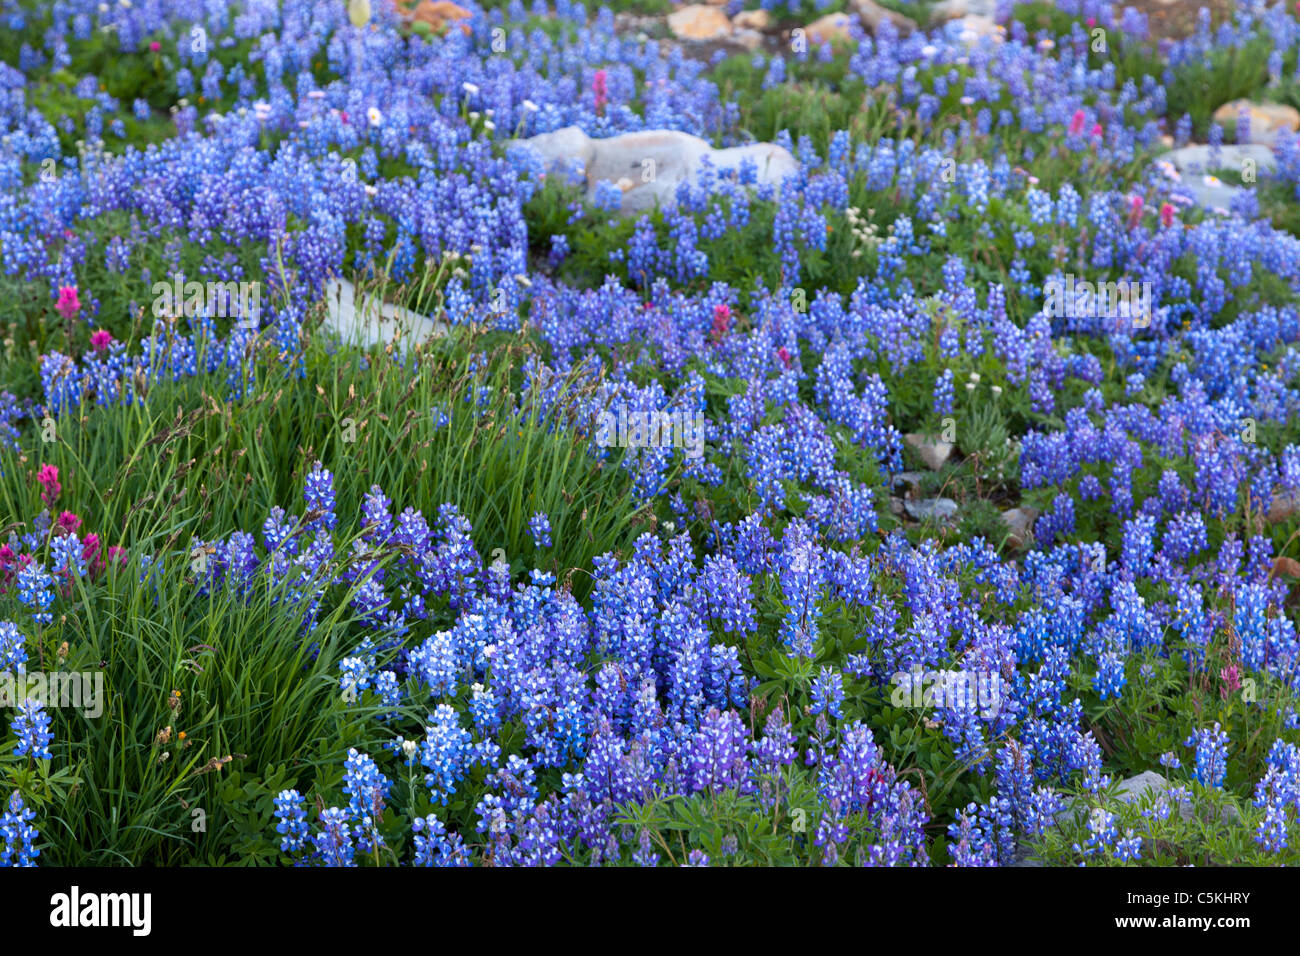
<box><xmin>1186</xmin><ymin>723</ymin><xmax>1230</xmax><ymax>788</ymax></box>
<box><xmin>12</xmin><ymin>699</ymin><xmax>52</xmax><ymax>760</ymax></box>
<box><xmin>0</xmin><ymin>791</ymin><xmax>39</xmax><ymax>866</ymax></box>
<box><xmin>15</xmin><ymin>564</ymin><xmax>55</xmax><ymax>626</ymax></box>
<box><xmin>528</xmin><ymin>512</ymin><xmax>552</xmax><ymax>549</ymax></box>
<box><xmin>274</xmin><ymin>790</ymin><xmax>309</xmax><ymax>856</ymax></box>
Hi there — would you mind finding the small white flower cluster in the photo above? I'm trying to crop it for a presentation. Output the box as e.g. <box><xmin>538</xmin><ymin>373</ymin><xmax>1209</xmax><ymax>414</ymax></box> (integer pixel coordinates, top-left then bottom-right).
<box><xmin>442</xmin><ymin>248</ymin><xmax>471</xmax><ymax>280</ymax></box>
<box><xmin>964</xmin><ymin>371</ymin><xmax>1002</xmax><ymax>398</ymax></box>
<box><xmin>844</xmin><ymin>206</ymin><xmax>882</xmax><ymax>258</ymax></box>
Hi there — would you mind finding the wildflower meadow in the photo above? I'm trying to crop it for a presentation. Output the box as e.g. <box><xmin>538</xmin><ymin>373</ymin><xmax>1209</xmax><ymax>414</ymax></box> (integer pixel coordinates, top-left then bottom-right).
<box><xmin>1</xmin><ymin>0</ymin><xmax>1300</xmax><ymax>895</ymax></box>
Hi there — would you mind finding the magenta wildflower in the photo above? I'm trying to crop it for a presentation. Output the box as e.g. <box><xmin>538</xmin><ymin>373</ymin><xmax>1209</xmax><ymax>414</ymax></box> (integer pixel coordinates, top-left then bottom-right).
<box><xmin>55</xmin><ymin>287</ymin><xmax>80</xmax><ymax>320</ymax></box>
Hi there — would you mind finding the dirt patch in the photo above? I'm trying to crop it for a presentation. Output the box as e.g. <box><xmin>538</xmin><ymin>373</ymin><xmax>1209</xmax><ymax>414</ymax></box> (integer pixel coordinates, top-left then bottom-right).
<box><xmin>1123</xmin><ymin>0</ymin><xmax>1242</xmax><ymax>42</ymax></box>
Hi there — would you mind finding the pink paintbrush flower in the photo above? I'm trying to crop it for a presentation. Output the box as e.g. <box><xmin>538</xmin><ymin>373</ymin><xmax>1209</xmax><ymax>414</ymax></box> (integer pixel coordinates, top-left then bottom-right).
<box><xmin>82</xmin><ymin>533</ymin><xmax>105</xmax><ymax>577</ymax></box>
<box><xmin>711</xmin><ymin>303</ymin><xmax>731</xmax><ymax>340</ymax></box>
<box><xmin>1127</xmin><ymin>195</ymin><xmax>1144</xmax><ymax>229</ymax></box>
<box><xmin>36</xmin><ymin>464</ymin><xmax>61</xmax><ymax>506</ymax></box>
<box><xmin>1220</xmin><ymin>664</ymin><xmax>1242</xmax><ymax>699</ymax></box>
<box><xmin>55</xmin><ymin>286</ymin><xmax>81</xmax><ymax>320</ymax></box>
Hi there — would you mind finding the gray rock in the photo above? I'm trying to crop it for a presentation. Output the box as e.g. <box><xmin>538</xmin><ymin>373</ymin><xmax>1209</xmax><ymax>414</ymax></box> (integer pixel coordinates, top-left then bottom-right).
<box><xmin>1009</xmin><ymin>845</ymin><xmax>1047</xmax><ymax>866</ymax></box>
<box><xmin>1013</xmin><ymin>770</ymin><xmax>1240</xmax><ymax>865</ymax></box>
<box><xmin>890</xmin><ymin>471</ymin><xmax>924</xmax><ymax>496</ymax></box>
<box><xmin>1158</xmin><ymin>143</ymin><xmax>1277</xmax><ymax>213</ymax></box>
<box><xmin>930</xmin><ymin>0</ymin><xmax>998</xmax><ymax>20</ymax></box>
<box><xmin>513</xmin><ymin>126</ymin><xmax>799</xmax><ymax>217</ymax></box>
<box><xmin>904</xmin><ymin>497</ymin><xmax>959</xmax><ymax>523</ymax></box>
<box><xmin>1056</xmin><ymin>770</ymin><xmax>1241</xmax><ymax>829</ymax></box>
<box><xmin>1115</xmin><ymin>770</ymin><xmax>1171</xmax><ymax>804</ymax></box>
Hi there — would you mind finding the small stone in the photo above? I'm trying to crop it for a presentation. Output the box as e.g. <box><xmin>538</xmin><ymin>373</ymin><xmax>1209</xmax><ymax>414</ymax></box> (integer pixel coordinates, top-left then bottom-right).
<box><xmin>890</xmin><ymin>472</ymin><xmax>923</xmax><ymax>496</ymax></box>
<box><xmin>904</xmin><ymin>432</ymin><xmax>954</xmax><ymax>470</ymax></box>
<box><xmin>398</xmin><ymin>0</ymin><xmax>472</xmax><ymax>36</ymax></box>
<box><xmin>1211</xmin><ymin>99</ymin><xmax>1300</xmax><ymax>147</ymax></box>
<box><xmin>667</xmin><ymin>4</ymin><xmax>732</xmax><ymax>41</ymax></box>
<box><xmin>804</xmin><ymin>12</ymin><xmax>857</xmax><ymax>45</ymax></box>
<box><xmin>731</xmin><ymin>28</ymin><xmax>764</xmax><ymax>51</ymax></box>
<box><xmin>1273</xmin><ymin>555</ymin><xmax>1300</xmax><ymax>578</ymax></box>
<box><xmin>1271</xmin><ymin>491</ymin><xmax>1300</xmax><ymax>523</ymax></box>
<box><xmin>1009</xmin><ymin>845</ymin><xmax>1045</xmax><ymax>866</ymax></box>
<box><xmin>849</xmin><ymin>0</ymin><xmax>918</xmax><ymax>34</ymax></box>
<box><xmin>904</xmin><ymin>497</ymin><xmax>959</xmax><ymax>524</ymax></box>
<box><xmin>954</xmin><ymin>13</ymin><xmax>1000</xmax><ymax>45</ymax></box>
<box><xmin>733</xmin><ymin>9</ymin><xmax>770</xmax><ymax>30</ymax></box>
<box><xmin>1000</xmin><ymin>507</ymin><xmax>1038</xmax><ymax>549</ymax></box>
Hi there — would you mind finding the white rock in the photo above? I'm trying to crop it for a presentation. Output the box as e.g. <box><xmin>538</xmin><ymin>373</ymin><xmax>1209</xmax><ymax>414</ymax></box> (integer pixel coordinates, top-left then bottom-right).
<box><xmin>930</xmin><ymin>0</ymin><xmax>996</xmax><ymax>19</ymax></box>
<box><xmin>930</xmin><ymin>0</ymin><xmax>967</xmax><ymax>18</ymax></box>
<box><xmin>904</xmin><ymin>432</ymin><xmax>954</xmax><ymax>470</ymax></box>
<box><xmin>952</xmin><ymin>13</ymin><xmax>1000</xmax><ymax>46</ymax></box>
<box><xmin>514</xmin><ymin>126</ymin><xmax>799</xmax><ymax>216</ymax></box>
<box><xmin>322</xmin><ymin>277</ymin><xmax>448</xmax><ymax>350</ymax></box>
<box><xmin>520</xmin><ymin>125</ymin><xmax>595</xmax><ymax>173</ymax></box>
<box><xmin>1212</xmin><ymin>99</ymin><xmax>1300</xmax><ymax>147</ymax></box>
<box><xmin>849</xmin><ymin>0</ymin><xmax>917</xmax><ymax>34</ymax></box>
<box><xmin>667</xmin><ymin>4</ymin><xmax>732</xmax><ymax>41</ymax></box>
<box><xmin>1160</xmin><ymin>143</ymin><xmax>1277</xmax><ymax>211</ymax></box>
<box><xmin>804</xmin><ymin>12</ymin><xmax>857</xmax><ymax>45</ymax></box>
